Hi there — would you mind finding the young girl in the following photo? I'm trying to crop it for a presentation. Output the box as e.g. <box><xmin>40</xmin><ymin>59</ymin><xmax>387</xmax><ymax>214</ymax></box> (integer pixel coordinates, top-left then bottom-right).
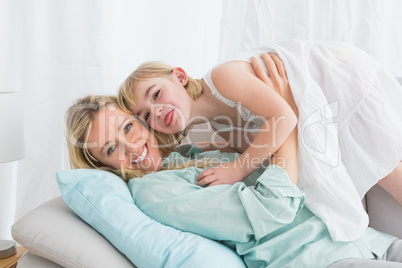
<box><xmin>64</xmin><ymin>94</ymin><xmax>402</xmax><ymax>268</ymax></box>
<box><xmin>117</xmin><ymin>40</ymin><xmax>402</xmax><ymax>242</ymax></box>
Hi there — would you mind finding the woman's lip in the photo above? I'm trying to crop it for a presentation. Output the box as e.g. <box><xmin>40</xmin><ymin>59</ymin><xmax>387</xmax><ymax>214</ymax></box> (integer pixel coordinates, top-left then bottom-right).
<box><xmin>164</xmin><ymin>109</ymin><xmax>174</xmax><ymax>127</ymax></box>
<box><xmin>132</xmin><ymin>143</ymin><xmax>148</xmax><ymax>164</ymax></box>
<box><xmin>143</xmin><ymin>144</ymin><xmax>149</xmax><ymax>162</ymax></box>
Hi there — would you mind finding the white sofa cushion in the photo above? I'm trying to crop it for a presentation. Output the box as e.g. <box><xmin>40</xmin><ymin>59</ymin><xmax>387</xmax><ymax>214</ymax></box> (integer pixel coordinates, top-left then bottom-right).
<box><xmin>12</xmin><ymin>197</ymin><xmax>135</xmax><ymax>268</ymax></box>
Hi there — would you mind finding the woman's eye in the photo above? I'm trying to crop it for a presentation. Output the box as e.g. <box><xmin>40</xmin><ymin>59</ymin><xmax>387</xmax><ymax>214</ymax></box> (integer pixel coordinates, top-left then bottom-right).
<box><xmin>107</xmin><ymin>145</ymin><xmax>116</xmax><ymax>155</ymax></box>
<box><xmin>153</xmin><ymin>90</ymin><xmax>160</xmax><ymax>100</ymax></box>
<box><xmin>124</xmin><ymin>123</ymin><xmax>132</xmax><ymax>133</ymax></box>
<box><xmin>144</xmin><ymin>112</ymin><xmax>150</xmax><ymax>122</ymax></box>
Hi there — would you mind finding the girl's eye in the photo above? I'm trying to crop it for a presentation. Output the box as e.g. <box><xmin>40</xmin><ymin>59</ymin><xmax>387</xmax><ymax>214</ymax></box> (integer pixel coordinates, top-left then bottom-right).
<box><xmin>153</xmin><ymin>90</ymin><xmax>160</xmax><ymax>100</ymax></box>
<box><xmin>107</xmin><ymin>145</ymin><xmax>116</xmax><ymax>155</ymax></box>
<box><xmin>144</xmin><ymin>112</ymin><xmax>150</xmax><ymax>122</ymax></box>
<box><xmin>124</xmin><ymin>123</ymin><xmax>132</xmax><ymax>133</ymax></box>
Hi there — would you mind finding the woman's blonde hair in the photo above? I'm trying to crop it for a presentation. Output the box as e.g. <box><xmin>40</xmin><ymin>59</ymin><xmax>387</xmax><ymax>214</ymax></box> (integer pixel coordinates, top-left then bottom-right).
<box><xmin>65</xmin><ymin>95</ymin><xmax>216</xmax><ymax>182</ymax></box>
<box><xmin>117</xmin><ymin>61</ymin><xmax>203</xmax><ymax>138</ymax></box>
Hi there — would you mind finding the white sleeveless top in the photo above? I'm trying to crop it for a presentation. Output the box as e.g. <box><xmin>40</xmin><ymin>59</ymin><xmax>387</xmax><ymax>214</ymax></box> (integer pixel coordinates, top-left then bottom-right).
<box><xmin>203</xmin><ymin>55</ymin><xmax>264</xmax><ymax>132</ymax></box>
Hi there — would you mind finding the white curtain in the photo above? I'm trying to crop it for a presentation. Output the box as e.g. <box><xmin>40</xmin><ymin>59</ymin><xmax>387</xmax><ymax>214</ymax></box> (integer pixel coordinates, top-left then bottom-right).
<box><xmin>1</xmin><ymin>0</ymin><xmax>401</xmax><ymax>240</ymax></box>
<box><xmin>220</xmin><ymin>0</ymin><xmax>402</xmax><ymax>77</ymax></box>
<box><xmin>0</xmin><ymin>0</ymin><xmax>222</xmax><ymax>240</ymax></box>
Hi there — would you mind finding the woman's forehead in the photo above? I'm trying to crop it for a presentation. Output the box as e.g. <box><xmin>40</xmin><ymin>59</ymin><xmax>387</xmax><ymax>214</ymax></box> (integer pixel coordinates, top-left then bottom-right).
<box><xmin>88</xmin><ymin>107</ymin><xmax>138</xmax><ymax>147</ymax></box>
<box><xmin>101</xmin><ymin>105</ymin><xmax>131</xmax><ymax>118</ymax></box>
<box><xmin>93</xmin><ymin>106</ymin><xmax>135</xmax><ymax>131</ymax></box>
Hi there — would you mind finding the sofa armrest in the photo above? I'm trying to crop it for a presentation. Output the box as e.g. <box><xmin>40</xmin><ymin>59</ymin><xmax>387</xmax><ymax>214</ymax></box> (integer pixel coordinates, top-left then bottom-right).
<box><xmin>12</xmin><ymin>197</ymin><xmax>135</xmax><ymax>268</ymax></box>
<box><xmin>366</xmin><ymin>184</ymin><xmax>402</xmax><ymax>238</ymax></box>
<box><xmin>17</xmin><ymin>251</ymin><xmax>64</xmax><ymax>268</ymax></box>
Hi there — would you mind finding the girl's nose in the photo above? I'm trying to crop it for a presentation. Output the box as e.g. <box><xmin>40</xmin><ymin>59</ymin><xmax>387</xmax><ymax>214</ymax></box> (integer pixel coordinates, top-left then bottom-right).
<box><xmin>154</xmin><ymin>106</ymin><xmax>163</xmax><ymax>120</ymax></box>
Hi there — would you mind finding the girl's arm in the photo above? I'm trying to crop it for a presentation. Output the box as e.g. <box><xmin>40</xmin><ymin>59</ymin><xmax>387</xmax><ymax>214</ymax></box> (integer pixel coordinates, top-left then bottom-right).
<box><xmin>198</xmin><ymin>55</ymin><xmax>297</xmax><ymax>186</ymax></box>
<box><xmin>192</xmin><ymin>141</ymin><xmax>238</xmax><ymax>153</ymax></box>
<box><xmin>253</xmin><ymin>54</ymin><xmax>298</xmax><ymax>185</ymax></box>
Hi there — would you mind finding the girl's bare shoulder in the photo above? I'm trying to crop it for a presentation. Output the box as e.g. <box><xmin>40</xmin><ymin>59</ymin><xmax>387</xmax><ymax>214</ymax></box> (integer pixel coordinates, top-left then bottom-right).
<box><xmin>210</xmin><ymin>60</ymin><xmax>257</xmax><ymax>99</ymax></box>
<box><xmin>211</xmin><ymin>60</ymin><xmax>254</xmax><ymax>80</ymax></box>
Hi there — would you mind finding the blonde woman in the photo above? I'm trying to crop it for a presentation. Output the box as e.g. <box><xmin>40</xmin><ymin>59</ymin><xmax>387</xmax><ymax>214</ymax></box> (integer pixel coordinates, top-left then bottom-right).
<box><xmin>66</xmin><ymin>95</ymin><xmax>183</xmax><ymax>180</ymax></box>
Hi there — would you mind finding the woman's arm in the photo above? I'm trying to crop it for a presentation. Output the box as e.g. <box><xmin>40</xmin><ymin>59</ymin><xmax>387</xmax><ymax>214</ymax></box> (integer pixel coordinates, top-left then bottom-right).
<box><xmin>251</xmin><ymin>54</ymin><xmax>298</xmax><ymax>185</ymax></box>
<box><xmin>198</xmin><ymin>56</ymin><xmax>297</xmax><ymax>186</ymax></box>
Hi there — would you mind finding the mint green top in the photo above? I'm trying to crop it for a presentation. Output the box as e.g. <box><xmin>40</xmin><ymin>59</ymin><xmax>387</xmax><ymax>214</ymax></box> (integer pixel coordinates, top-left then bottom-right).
<box><xmin>129</xmin><ymin>145</ymin><xmax>395</xmax><ymax>268</ymax></box>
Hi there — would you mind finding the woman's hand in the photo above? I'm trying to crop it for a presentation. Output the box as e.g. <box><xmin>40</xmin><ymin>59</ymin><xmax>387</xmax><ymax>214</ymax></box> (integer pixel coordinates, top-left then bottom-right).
<box><xmin>251</xmin><ymin>54</ymin><xmax>298</xmax><ymax>116</ymax></box>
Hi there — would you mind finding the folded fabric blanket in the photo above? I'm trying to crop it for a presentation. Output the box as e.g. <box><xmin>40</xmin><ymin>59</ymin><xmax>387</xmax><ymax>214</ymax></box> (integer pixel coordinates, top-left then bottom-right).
<box><xmin>130</xmin><ymin>148</ymin><xmax>395</xmax><ymax>267</ymax></box>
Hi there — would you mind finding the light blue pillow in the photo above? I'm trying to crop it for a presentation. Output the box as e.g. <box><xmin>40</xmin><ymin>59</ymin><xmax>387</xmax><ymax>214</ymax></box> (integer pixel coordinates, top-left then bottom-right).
<box><xmin>56</xmin><ymin>169</ymin><xmax>246</xmax><ymax>268</ymax></box>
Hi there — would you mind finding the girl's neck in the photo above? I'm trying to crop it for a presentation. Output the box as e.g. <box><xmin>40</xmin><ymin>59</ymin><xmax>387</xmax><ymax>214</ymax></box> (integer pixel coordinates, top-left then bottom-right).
<box><xmin>190</xmin><ymin>79</ymin><xmax>219</xmax><ymax>123</ymax></box>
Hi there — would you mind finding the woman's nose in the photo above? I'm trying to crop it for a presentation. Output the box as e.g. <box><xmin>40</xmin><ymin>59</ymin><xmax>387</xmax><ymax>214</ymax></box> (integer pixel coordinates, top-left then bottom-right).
<box><xmin>122</xmin><ymin>135</ymin><xmax>145</xmax><ymax>159</ymax></box>
<box><xmin>120</xmin><ymin>128</ymin><xmax>143</xmax><ymax>152</ymax></box>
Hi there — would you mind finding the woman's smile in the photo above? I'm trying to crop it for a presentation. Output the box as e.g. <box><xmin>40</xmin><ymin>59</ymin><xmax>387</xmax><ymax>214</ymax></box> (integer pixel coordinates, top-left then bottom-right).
<box><xmin>87</xmin><ymin>106</ymin><xmax>164</xmax><ymax>172</ymax></box>
<box><xmin>131</xmin><ymin>143</ymin><xmax>148</xmax><ymax>164</ymax></box>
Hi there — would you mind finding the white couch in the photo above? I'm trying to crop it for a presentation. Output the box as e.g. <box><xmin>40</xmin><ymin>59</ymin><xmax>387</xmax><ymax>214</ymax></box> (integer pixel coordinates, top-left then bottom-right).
<box><xmin>11</xmin><ymin>185</ymin><xmax>402</xmax><ymax>268</ymax></box>
<box><xmin>12</xmin><ymin>79</ymin><xmax>402</xmax><ymax>267</ymax></box>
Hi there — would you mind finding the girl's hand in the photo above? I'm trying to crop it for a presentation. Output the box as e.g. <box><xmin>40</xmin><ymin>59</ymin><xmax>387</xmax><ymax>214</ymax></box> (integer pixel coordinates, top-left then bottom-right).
<box><xmin>251</xmin><ymin>54</ymin><xmax>298</xmax><ymax>116</ymax></box>
<box><xmin>197</xmin><ymin>160</ymin><xmax>248</xmax><ymax>187</ymax></box>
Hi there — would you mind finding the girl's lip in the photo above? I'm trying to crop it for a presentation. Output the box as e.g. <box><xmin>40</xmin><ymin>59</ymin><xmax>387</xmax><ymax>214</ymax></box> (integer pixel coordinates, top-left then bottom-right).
<box><xmin>131</xmin><ymin>143</ymin><xmax>148</xmax><ymax>164</ymax></box>
<box><xmin>164</xmin><ymin>109</ymin><xmax>174</xmax><ymax>127</ymax></box>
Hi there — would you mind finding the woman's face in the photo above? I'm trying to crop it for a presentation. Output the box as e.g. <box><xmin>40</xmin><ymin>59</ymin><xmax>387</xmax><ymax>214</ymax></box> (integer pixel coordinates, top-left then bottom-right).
<box><xmin>131</xmin><ymin>68</ymin><xmax>194</xmax><ymax>134</ymax></box>
<box><xmin>87</xmin><ymin>105</ymin><xmax>164</xmax><ymax>172</ymax></box>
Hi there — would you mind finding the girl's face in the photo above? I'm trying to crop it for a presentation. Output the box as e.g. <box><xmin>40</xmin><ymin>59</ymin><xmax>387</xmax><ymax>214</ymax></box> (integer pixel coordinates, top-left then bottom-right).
<box><xmin>131</xmin><ymin>68</ymin><xmax>193</xmax><ymax>134</ymax></box>
<box><xmin>87</xmin><ymin>105</ymin><xmax>164</xmax><ymax>172</ymax></box>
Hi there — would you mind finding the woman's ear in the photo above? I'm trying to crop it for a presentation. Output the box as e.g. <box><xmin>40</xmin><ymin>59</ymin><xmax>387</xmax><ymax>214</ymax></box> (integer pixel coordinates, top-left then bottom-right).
<box><xmin>172</xmin><ymin>67</ymin><xmax>189</xmax><ymax>86</ymax></box>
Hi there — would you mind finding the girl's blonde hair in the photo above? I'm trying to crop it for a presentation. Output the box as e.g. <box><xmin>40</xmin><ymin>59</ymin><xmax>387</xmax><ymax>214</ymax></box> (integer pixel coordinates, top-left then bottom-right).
<box><xmin>117</xmin><ymin>61</ymin><xmax>203</xmax><ymax>139</ymax></box>
<box><xmin>65</xmin><ymin>95</ymin><xmax>216</xmax><ymax>182</ymax></box>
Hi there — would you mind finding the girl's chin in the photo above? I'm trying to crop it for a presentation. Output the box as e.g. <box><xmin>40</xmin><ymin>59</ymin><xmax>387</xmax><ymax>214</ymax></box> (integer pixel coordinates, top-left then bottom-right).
<box><xmin>157</xmin><ymin>121</ymin><xmax>186</xmax><ymax>134</ymax></box>
<box><xmin>156</xmin><ymin>126</ymin><xmax>177</xmax><ymax>135</ymax></box>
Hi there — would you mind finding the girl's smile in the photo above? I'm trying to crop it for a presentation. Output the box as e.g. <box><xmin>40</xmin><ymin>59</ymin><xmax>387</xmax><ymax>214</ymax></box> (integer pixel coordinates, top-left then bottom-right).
<box><xmin>164</xmin><ymin>109</ymin><xmax>174</xmax><ymax>127</ymax></box>
<box><xmin>130</xmin><ymin>68</ymin><xmax>194</xmax><ymax>134</ymax></box>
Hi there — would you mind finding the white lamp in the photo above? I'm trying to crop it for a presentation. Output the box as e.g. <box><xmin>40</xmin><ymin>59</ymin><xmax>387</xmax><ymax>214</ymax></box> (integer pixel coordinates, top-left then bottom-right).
<box><xmin>0</xmin><ymin>0</ymin><xmax>25</xmax><ymax>258</ymax></box>
<box><xmin>0</xmin><ymin>92</ymin><xmax>25</xmax><ymax>163</ymax></box>
<box><xmin>0</xmin><ymin>91</ymin><xmax>25</xmax><ymax>259</ymax></box>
